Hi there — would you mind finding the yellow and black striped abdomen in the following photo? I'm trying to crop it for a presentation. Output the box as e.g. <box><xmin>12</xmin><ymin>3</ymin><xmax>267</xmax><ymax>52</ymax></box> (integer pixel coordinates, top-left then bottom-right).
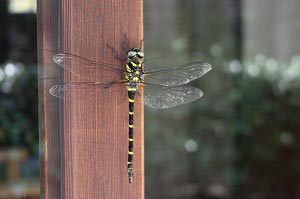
<box><xmin>127</xmin><ymin>88</ymin><xmax>136</xmax><ymax>183</ymax></box>
<box><xmin>126</xmin><ymin>61</ymin><xmax>142</xmax><ymax>183</ymax></box>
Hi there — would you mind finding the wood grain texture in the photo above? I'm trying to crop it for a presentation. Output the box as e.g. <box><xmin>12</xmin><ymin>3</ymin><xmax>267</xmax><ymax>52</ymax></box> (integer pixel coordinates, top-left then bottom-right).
<box><xmin>38</xmin><ymin>0</ymin><xmax>144</xmax><ymax>198</ymax></box>
<box><xmin>37</xmin><ymin>0</ymin><xmax>62</xmax><ymax>198</ymax></box>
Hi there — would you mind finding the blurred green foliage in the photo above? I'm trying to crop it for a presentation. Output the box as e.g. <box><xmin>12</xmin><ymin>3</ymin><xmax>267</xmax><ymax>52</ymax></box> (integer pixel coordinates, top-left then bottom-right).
<box><xmin>144</xmin><ymin>1</ymin><xmax>300</xmax><ymax>197</ymax></box>
<box><xmin>0</xmin><ymin>64</ymin><xmax>38</xmax><ymax>155</ymax></box>
<box><xmin>145</xmin><ymin>51</ymin><xmax>300</xmax><ymax>198</ymax></box>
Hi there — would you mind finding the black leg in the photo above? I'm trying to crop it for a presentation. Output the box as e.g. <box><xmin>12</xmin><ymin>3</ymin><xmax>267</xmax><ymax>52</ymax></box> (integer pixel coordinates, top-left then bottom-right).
<box><xmin>103</xmin><ymin>79</ymin><xmax>126</xmax><ymax>89</ymax></box>
<box><xmin>107</xmin><ymin>44</ymin><xmax>127</xmax><ymax>60</ymax></box>
<box><xmin>121</xmin><ymin>34</ymin><xmax>128</xmax><ymax>54</ymax></box>
<box><xmin>139</xmin><ymin>38</ymin><xmax>144</xmax><ymax>50</ymax></box>
<box><xmin>136</xmin><ymin>90</ymin><xmax>142</xmax><ymax>98</ymax></box>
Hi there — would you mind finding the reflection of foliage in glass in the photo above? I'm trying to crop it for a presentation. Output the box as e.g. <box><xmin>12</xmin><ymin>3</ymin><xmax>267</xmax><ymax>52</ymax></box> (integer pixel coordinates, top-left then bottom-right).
<box><xmin>0</xmin><ymin>63</ymin><xmax>38</xmax><ymax>155</ymax></box>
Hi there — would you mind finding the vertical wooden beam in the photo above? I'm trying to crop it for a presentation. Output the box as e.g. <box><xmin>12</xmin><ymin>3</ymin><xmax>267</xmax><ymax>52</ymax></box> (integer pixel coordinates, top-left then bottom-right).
<box><xmin>37</xmin><ymin>0</ymin><xmax>62</xmax><ymax>199</ymax></box>
<box><xmin>38</xmin><ymin>0</ymin><xmax>144</xmax><ymax>198</ymax></box>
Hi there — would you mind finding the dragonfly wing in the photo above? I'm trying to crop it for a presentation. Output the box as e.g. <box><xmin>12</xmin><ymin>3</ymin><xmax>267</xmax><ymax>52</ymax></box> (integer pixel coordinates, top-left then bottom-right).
<box><xmin>53</xmin><ymin>53</ymin><xmax>125</xmax><ymax>82</ymax></box>
<box><xmin>49</xmin><ymin>84</ymin><xmax>65</xmax><ymax>99</ymax></box>
<box><xmin>143</xmin><ymin>84</ymin><xmax>203</xmax><ymax>109</ymax></box>
<box><xmin>49</xmin><ymin>82</ymin><xmax>100</xmax><ymax>99</ymax></box>
<box><xmin>144</xmin><ymin>61</ymin><xmax>212</xmax><ymax>86</ymax></box>
<box><xmin>49</xmin><ymin>80</ymin><xmax>125</xmax><ymax>100</ymax></box>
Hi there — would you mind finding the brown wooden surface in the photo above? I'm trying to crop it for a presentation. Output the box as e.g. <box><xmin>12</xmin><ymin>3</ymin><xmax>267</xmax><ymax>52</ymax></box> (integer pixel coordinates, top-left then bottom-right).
<box><xmin>38</xmin><ymin>0</ymin><xmax>144</xmax><ymax>199</ymax></box>
<box><xmin>37</xmin><ymin>0</ymin><xmax>62</xmax><ymax>199</ymax></box>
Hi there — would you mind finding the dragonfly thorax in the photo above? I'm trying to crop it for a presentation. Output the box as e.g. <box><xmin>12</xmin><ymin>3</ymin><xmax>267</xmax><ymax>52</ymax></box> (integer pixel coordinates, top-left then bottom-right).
<box><xmin>126</xmin><ymin>68</ymin><xmax>143</xmax><ymax>84</ymax></box>
<box><xmin>125</xmin><ymin>55</ymin><xmax>144</xmax><ymax>86</ymax></box>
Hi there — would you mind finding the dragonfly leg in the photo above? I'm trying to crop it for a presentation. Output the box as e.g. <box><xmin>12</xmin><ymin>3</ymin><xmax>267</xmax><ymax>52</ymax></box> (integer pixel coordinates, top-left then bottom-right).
<box><xmin>102</xmin><ymin>79</ymin><xmax>126</xmax><ymax>89</ymax></box>
<box><xmin>107</xmin><ymin>44</ymin><xmax>127</xmax><ymax>60</ymax></box>
<box><xmin>139</xmin><ymin>38</ymin><xmax>144</xmax><ymax>50</ymax></box>
<box><xmin>121</xmin><ymin>33</ymin><xmax>129</xmax><ymax>54</ymax></box>
<box><xmin>135</xmin><ymin>90</ymin><xmax>141</xmax><ymax>98</ymax></box>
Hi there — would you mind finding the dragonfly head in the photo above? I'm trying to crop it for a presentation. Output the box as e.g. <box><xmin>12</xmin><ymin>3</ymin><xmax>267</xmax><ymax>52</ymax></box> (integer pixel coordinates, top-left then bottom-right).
<box><xmin>127</xmin><ymin>48</ymin><xmax>144</xmax><ymax>60</ymax></box>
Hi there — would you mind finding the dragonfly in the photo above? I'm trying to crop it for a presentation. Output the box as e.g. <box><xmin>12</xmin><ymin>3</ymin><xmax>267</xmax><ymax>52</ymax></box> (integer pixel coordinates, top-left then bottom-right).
<box><xmin>49</xmin><ymin>45</ymin><xmax>212</xmax><ymax>183</ymax></box>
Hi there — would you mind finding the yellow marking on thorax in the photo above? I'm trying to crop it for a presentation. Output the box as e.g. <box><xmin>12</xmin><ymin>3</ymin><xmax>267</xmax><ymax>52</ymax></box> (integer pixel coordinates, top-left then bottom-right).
<box><xmin>129</xmin><ymin>138</ymin><xmax>133</xmax><ymax>141</ymax></box>
<box><xmin>126</xmin><ymin>86</ymin><xmax>137</xmax><ymax>91</ymax></box>
<box><xmin>129</xmin><ymin>111</ymin><xmax>134</xmax><ymax>115</ymax></box>
<box><xmin>126</xmin><ymin>64</ymin><xmax>132</xmax><ymax>72</ymax></box>
<box><xmin>128</xmin><ymin>98</ymin><xmax>134</xmax><ymax>102</ymax></box>
<box><xmin>131</xmin><ymin>62</ymin><xmax>137</xmax><ymax>67</ymax></box>
<box><xmin>128</xmin><ymin>151</ymin><xmax>133</xmax><ymax>155</ymax></box>
<box><xmin>131</xmin><ymin>62</ymin><xmax>142</xmax><ymax>67</ymax></box>
<box><xmin>125</xmin><ymin>74</ymin><xmax>129</xmax><ymax>80</ymax></box>
<box><xmin>129</xmin><ymin>124</ymin><xmax>134</xmax><ymax>128</ymax></box>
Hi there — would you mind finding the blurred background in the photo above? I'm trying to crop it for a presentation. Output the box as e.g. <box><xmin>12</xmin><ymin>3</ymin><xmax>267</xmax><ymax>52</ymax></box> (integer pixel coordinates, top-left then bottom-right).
<box><xmin>0</xmin><ymin>0</ymin><xmax>300</xmax><ymax>198</ymax></box>
<box><xmin>0</xmin><ymin>0</ymin><xmax>39</xmax><ymax>198</ymax></box>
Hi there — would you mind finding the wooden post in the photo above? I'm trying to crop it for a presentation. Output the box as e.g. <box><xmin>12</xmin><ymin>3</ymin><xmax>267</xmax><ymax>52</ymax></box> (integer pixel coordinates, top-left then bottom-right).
<box><xmin>37</xmin><ymin>1</ymin><xmax>62</xmax><ymax>198</ymax></box>
<box><xmin>37</xmin><ymin>0</ymin><xmax>144</xmax><ymax>198</ymax></box>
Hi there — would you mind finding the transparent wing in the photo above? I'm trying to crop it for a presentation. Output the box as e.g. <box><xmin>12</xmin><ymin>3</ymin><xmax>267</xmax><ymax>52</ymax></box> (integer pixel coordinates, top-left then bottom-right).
<box><xmin>144</xmin><ymin>61</ymin><xmax>212</xmax><ymax>86</ymax></box>
<box><xmin>53</xmin><ymin>53</ymin><xmax>125</xmax><ymax>82</ymax></box>
<box><xmin>49</xmin><ymin>84</ymin><xmax>68</xmax><ymax>99</ymax></box>
<box><xmin>143</xmin><ymin>84</ymin><xmax>203</xmax><ymax>109</ymax></box>
<box><xmin>49</xmin><ymin>79</ymin><xmax>124</xmax><ymax>99</ymax></box>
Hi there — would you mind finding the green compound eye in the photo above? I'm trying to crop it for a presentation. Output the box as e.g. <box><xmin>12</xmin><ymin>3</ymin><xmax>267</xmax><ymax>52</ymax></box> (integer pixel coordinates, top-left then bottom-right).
<box><xmin>137</xmin><ymin>51</ymin><xmax>144</xmax><ymax>58</ymax></box>
<box><xmin>128</xmin><ymin>51</ymin><xmax>137</xmax><ymax>58</ymax></box>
